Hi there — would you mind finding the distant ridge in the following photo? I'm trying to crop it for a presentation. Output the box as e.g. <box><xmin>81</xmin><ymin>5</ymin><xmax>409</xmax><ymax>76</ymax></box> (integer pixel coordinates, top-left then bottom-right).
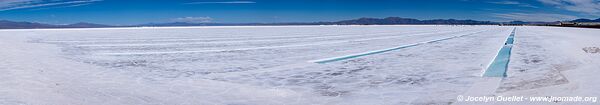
<box><xmin>141</xmin><ymin>17</ymin><xmax>499</xmax><ymax>26</ymax></box>
<box><xmin>64</xmin><ymin>22</ymin><xmax>112</xmax><ymax>28</ymax></box>
<box><xmin>0</xmin><ymin>20</ymin><xmax>58</xmax><ymax>29</ymax></box>
<box><xmin>0</xmin><ymin>20</ymin><xmax>115</xmax><ymax>29</ymax></box>
<box><xmin>1</xmin><ymin>17</ymin><xmax>599</xmax><ymax>29</ymax></box>
<box><xmin>325</xmin><ymin>17</ymin><xmax>497</xmax><ymax>25</ymax></box>
<box><xmin>570</xmin><ymin>18</ymin><xmax>600</xmax><ymax>22</ymax></box>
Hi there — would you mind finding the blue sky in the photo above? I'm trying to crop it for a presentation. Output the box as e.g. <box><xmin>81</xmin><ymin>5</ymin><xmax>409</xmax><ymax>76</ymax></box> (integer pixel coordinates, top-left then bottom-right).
<box><xmin>0</xmin><ymin>0</ymin><xmax>598</xmax><ymax>25</ymax></box>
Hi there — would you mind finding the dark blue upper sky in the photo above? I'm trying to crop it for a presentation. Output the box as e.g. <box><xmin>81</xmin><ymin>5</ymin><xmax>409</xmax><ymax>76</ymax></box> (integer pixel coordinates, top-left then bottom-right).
<box><xmin>0</xmin><ymin>0</ymin><xmax>598</xmax><ymax>25</ymax></box>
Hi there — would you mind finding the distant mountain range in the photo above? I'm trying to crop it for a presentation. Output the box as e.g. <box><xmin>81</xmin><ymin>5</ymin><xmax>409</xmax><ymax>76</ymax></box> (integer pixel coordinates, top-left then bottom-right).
<box><xmin>142</xmin><ymin>17</ymin><xmax>497</xmax><ymax>26</ymax></box>
<box><xmin>0</xmin><ymin>20</ymin><xmax>56</xmax><ymax>29</ymax></box>
<box><xmin>1</xmin><ymin>17</ymin><xmax>599</xmax><ymax>29</ymax></box>
<box><xmin>570</xmin><ymin>18</ymin><xmax>600</xmax><ymax>22</ymax></box>
<box><xmin>0</xmin><ymin>20</ymin><xmax>112</xmax><ymax>29</ymax></box>
<box><xmin>325</xmin><ymin>17</ymin><xmax>497</xmax><ymax>25</ymax></box>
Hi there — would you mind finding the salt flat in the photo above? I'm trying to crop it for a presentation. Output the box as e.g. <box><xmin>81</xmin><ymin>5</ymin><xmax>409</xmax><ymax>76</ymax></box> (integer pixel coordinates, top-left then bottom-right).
<box><xmin>0</xmin><ymin>25</ymin><xmax>598</xmax><ymax>105</ymax></box>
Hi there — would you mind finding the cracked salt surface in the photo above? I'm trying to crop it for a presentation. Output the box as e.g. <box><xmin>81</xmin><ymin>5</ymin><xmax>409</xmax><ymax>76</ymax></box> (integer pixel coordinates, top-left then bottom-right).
<box><xmin>2</xmin><ymin>25</ymin><xmax>510</xmax><ymax>105</ymax></box>
<box><xmin>3</xmin><ymin>25</ymin><xmax>599</xmax><ymax>105</ymax></box>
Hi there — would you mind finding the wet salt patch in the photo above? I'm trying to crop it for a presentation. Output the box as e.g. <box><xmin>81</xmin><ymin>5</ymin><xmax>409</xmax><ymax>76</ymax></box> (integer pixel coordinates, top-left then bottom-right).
<box><xmin>582</xmin><ymin>47</ymin><xmax>600</xmax><ymax>53</ymax></box>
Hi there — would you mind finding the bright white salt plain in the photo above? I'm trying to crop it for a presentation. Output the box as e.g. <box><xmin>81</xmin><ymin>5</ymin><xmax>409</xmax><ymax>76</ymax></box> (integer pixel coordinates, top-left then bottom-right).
<box><xmin>1</xmin><ymin>25</ymin><xmax>599</xmax><ymax>105</ymax></box>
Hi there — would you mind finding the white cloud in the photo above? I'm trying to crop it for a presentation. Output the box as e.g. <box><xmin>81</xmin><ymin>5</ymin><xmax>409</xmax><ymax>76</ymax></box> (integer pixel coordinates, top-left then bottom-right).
<box><xmin>492</xmin><ymin>13</ymin><xmax>578</xmax><ymax>21</ymax></box>
<box><xmin>489</xmin><ymin>1</ymin><xmax>539</xmax><ymax>8</ymax></box>
<box><xmin>0</xmin><ymin>0</ymin><xmax>36</xmax><ymax>7</ymax></box>
<box><xmin>490</xmin><ymin>1</ymin><xmax>520</xmax><ymax>4</ymax></box>
<box><xmin>0</xmin><ymin>0</ymin><xmax>101</xmax><ymax>11</ymax></box>
<box><xmin>30</xmin><ymin>3</ymin><xmax>92</xmax><ymax>10</ymax></box>
<box><xmin>185</xmin><ymin>1</ymin><xmax>256</xmax><ymax>4</ymax></box>
<box><xmin>172</xmin><ymin>17</ymin><xmax>213</xmax><ymax>23</ymax></box>
<box><xmin>538</xmin><ymin>0</ymin><xmax>600</xmax><ymax>16</ymax></box>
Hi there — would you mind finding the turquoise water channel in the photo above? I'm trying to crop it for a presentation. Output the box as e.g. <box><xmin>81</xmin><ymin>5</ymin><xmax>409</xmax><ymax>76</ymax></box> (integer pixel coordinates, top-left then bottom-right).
<box><xmin>483</xmin><ymin>28</ymin><xmax>516</xmax><ymax>77</ymax></box>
